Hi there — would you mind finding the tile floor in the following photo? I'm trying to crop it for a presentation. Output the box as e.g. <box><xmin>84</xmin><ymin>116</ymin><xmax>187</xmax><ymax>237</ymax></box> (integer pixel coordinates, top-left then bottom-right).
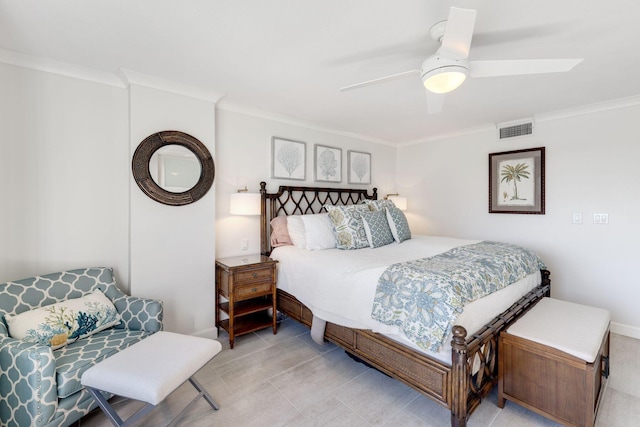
<box><xmin>78</xmin><ymin>319</ymin><xmax>640</xmax><ymax>426</ymax></box>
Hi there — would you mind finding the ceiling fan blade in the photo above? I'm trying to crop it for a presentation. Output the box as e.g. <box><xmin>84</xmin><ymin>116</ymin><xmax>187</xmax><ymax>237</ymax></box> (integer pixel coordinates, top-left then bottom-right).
<box><xmin>469</xmin><ymin>58</ymin><xmax>583</xmax><ymax>78</ymax></box>
<box><xmin>340</xmin><ymin>70</ymin><xmax>420</xmax><ymax>92</ymax></box>
<box><xmin>426</xmin><ymin>90</ymin><xmax>444</xmax><ymax>114</ymax></box>
<box><xmin>439</xmin><ymin>7</ymin><xmax>476</xmax><ymax>60</ymax></box>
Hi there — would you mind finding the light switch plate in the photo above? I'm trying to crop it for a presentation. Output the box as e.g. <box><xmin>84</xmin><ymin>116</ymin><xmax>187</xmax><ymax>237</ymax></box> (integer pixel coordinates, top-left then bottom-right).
<box><xmin>572</xmin><ymin>213</ymin><xmax>582</xmax><ymax>224</ymax></box>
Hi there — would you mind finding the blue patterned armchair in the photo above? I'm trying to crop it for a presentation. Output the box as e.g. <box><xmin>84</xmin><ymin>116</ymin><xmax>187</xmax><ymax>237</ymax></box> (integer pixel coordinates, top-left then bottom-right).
<box><xmin>0</xmin><ymin>267</ymin><xmax>163</xmax><ymax>427</ymax></box>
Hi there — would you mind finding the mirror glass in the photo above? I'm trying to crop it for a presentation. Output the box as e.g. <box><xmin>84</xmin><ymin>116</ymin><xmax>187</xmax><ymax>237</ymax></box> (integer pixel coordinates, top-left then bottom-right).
<box><xmin>132</xmin><ymin>130</ymin><xmax>215</xmax><ymax>206</ymax></box>
<box><xmin>149</xmin><ymin>145</ymin><xmax>201</xmax><ymax>192</ymax></box>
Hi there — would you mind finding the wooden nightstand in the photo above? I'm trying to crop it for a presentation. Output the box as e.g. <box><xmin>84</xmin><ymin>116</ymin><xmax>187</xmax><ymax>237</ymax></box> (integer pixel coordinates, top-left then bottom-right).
<box><xmin>215</xmin><ymin>255</ymin><xmax>278</xmax><ymax>348</ymax></box>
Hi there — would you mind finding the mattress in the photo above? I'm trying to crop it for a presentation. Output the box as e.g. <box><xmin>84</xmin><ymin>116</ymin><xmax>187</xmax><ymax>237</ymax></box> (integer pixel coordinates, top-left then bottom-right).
<box><xmin>271</xmin><ymin>235</ymin><xmax>540</xmax><ymax>364</ymax></box>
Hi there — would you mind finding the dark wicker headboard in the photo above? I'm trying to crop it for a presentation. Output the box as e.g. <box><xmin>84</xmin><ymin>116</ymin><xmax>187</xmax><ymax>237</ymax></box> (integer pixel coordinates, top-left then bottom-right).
<box><xmin>259</xmin><ymin>181</ymin><xmax>377</xmax><ymax>256</ymax></box>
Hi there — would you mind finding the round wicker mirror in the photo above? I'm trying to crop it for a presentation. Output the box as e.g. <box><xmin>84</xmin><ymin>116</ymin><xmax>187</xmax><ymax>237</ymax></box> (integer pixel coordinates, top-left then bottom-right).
<box><xmin>132</xmin><ymin>131</ymin><xmax>215</xmax><ymax>206</ymax></box>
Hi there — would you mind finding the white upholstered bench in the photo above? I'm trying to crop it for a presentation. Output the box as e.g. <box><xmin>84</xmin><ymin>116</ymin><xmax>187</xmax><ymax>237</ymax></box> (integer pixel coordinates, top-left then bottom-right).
<box><xmin>81</xmin><ymin>331</ymin><xmax>222</xmax><ymax>427</ymax></box>
<box><xmin>498</xmin><ymin>297</ymin><xmax>610</xmax><ymax>427</ymax></box>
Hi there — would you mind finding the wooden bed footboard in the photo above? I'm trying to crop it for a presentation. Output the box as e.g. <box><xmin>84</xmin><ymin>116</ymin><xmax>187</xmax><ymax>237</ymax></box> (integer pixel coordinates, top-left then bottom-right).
<box><xmin>277</xmin><ymin>270</ymin><xmax>551</xmax><ymax>427</ymax></box>
<box><xmin>259</xmin><ymin>180</ymin><xmax>551</xmax><ymax>427</ymax></box>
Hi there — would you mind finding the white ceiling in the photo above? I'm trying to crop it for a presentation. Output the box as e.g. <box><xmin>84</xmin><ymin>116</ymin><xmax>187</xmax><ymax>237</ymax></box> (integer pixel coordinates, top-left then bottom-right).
<box><xmin>1</xmin><ymin>0</ymin><xmax>639</xmax><ymax>145</ymax></box>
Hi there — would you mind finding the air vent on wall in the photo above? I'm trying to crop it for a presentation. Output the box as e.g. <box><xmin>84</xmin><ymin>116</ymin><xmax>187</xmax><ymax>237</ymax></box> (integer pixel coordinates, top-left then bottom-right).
<box><xmin>497</xmin><ymin>119</ymin><xmax>534</xmax><ymax>140</ymax></box>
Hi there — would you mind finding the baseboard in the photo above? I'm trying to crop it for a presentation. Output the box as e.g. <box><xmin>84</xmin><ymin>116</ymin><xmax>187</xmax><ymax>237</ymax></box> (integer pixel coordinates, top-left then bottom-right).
<box><xmin>192</xmin><ymin>323</ymin><xmax>633</xmax><ymax>342</ymax></box>
<box><xmin>611</xmin><ymin>322</ymin><xmax>640</xmax><ymax>340</ymax></box>
<box><xmin>192</xmin><ymin>327</ymin><xmax>219</xmax><ymax>340</ymax></box>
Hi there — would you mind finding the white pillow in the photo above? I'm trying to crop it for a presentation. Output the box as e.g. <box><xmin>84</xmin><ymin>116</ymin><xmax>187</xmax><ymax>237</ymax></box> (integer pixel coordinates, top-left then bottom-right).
<box><xmin>286</xmin><ymin>215</ymin><xmax>306</xmax><ymax>249</ymax></box>
<box><xmin>4</xmin><ymin>290</ymin><xmax>121</xmax><ymax>349</ymax></box>
<box><xmin>300</xmin><ymin>213</ymin><xmax>336</xmax><ymax>250</ymax></box>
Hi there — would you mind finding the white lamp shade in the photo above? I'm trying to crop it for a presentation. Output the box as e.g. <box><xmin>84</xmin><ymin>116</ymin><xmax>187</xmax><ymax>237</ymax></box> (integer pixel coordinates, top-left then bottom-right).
<box><xmin>388</xmin><ymin>195</ymin><xmax>408</xmax><ymax>211</ymax></box>
<box><xmin>230</xmin><ymin>192</ymin><xmax>261</xmax><ymax>215</ymax></box>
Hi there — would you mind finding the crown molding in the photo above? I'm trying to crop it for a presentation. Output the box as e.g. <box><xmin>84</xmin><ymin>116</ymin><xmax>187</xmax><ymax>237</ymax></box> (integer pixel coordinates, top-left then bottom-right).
<box><xmin>216</xmin><ymin>101</ymin><xmax>395</xmax><ymax>147</ymax></box>
<box><xmin>397</xmin><ymin>123</ymin><xmax>497</xmax><ymax>147</ymax></box>
<box><xmin>0</xmin><ymin>48</ymin><xmax>124</xmax><ymax>87</ymax></box>
<box><xmin>535</xmin><ymin>95</ymin><xmax>640</xmax><ymax>122</ymax></box>
<box><xmin>118</xmin><ymin>69</ymin><xmax>225</xmax><ymax>103</ymax></box>
<box><xmin>397</xmin><ymin>95</ymin><xmax>640</xmax><ymax>147</ymax></box>
<box><xmin>4</xmin><ymin>47</ymin><xmax>637</xmax><ymax>144</ymax></box>
<box><xmin>0</xmin><ymin>49</ymin><xmax>226</xmax><ymax>103</ymax></box>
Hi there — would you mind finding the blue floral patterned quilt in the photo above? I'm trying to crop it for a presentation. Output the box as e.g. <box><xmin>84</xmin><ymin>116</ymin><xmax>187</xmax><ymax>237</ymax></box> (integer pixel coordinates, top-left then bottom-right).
<box><xmin>371</xmin><ymin>241</ymin><xmax>545</xmax><ymax>352</ymax></box>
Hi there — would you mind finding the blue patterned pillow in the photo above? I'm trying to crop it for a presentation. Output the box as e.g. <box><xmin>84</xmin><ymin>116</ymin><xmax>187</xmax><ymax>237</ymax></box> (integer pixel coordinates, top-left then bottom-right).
<box><xmin>324</xmin><ymin>204</ymin><xmax>370</xmax><ymax>250</ymax></box>
<box><xmin>362</xmin><ymin>210</ymin><xmax>395</xmax><ymax>248</ymax></box>
<box><xmin>362</xmin><ymin>199</ymin><xmax>396</xmax><ymax>211</ymax></box>
<box><xmin>385</xmin><ymin>207</ymin><xmax>411</xmax><ymax>243</ymax></box>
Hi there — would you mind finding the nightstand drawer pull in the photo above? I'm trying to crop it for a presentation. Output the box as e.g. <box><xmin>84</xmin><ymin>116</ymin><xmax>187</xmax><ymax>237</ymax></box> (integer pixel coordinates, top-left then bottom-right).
<box><xmin>237</xmin><ymin>268</ymin><xmax>272</xmax><ymax>282</ymax></box>
<box><xmin>236</xmin><ymin>282</ymin><xmax>271</xmax><ymax>299</ymax></box>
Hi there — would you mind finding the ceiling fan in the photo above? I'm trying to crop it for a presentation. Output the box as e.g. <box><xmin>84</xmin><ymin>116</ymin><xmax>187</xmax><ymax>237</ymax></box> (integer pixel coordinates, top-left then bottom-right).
<box><xmin>340</xmin><ymin>7</ymin><xmax>583</xmax><ymax>114</ymax></box>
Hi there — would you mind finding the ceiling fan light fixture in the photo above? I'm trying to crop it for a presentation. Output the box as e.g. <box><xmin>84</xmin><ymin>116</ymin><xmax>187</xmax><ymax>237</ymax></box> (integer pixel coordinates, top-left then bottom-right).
<box><xmin>422</xmin><ymin>65</ymin><xmax>468</xmax><ymax>94</ymax></box>
<box><xmin>340</xmin><ymin>7</ymin><xmax>580</xmax><ymax>113</ymax></box>
<box><xmin>421</xmin><ymin>55</ymin><xmax>469</xmax><ymax>94</ymax></box>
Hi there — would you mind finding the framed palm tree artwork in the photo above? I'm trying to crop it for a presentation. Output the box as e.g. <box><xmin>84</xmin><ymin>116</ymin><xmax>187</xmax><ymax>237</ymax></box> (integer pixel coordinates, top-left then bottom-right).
<box><xmin>489</xmin><ymin>147</ymin><xmax>545</xmax><ymax>214</ymax></box>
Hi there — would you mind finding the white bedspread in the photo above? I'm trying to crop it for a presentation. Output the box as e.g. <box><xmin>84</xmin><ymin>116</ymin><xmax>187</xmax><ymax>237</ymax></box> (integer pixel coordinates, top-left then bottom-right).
<box><xmin>271</xmin><ymin>235</ymin><xmax>540</xmax><ymax>364</ymax></box>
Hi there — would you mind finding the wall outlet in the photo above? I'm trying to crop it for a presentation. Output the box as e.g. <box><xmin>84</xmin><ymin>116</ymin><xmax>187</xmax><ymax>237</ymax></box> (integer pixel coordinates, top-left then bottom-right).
<box><xmin>593</xmin><ymin>213</ymin><xmax>609</xmax><ymax>224</ymax></box>
<box><xmin>241</xmin><ymin>238</ymin><xmax>248</xmax><ymax>251</ymax></box>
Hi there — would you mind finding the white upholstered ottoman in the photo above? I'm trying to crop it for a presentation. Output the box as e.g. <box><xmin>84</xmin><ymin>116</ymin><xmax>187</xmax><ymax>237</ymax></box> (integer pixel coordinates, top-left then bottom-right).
<box><xmin>498</xmin><ymin>297</ymin><xmax>610</xmax><ymax>427</ymax></box>
<box><xmin>81</xmin><ymin>331</ymin><xmax>222</xmax><ymax>427</ymax></box>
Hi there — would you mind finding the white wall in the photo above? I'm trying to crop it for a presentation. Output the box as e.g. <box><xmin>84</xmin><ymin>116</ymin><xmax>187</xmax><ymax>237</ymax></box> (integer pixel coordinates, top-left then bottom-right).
<box><xmin>214</xmin><ymin>107</ymin><xmax>397</xmax><ymax>258</ymax></box>
<box><xmin>4</xmin><ymin>57</ymin><xmax>637</xmax><ymax>340</ymax></box>
<box><xmin>0</xmin><ymin>61</ymin><xmax>219</xmax><ymax>338</ymax></box>
<box><xmin>128</xmin><ymin>83</ymin><xmax>217</xmax><ymax>337</ymax></box>
<box><xmin>397</xmin><ymin>101</ymin><xmax>640</xmax><ymax>338</ymax></box>
<box><xmin>0</xmin><ymin>62</ymin><xmax>130</xmax><ymax>286</ymax></box>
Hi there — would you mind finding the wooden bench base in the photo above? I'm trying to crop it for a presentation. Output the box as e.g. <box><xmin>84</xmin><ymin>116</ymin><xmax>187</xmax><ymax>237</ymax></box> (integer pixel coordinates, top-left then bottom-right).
<box><xmin>498</xmin><ymin>314</ymin><xmax>609</xmax><ymax>427</ymax></box>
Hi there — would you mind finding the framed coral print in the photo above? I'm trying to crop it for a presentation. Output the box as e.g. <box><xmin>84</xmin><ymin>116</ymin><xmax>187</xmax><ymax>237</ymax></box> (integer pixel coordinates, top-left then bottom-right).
<box><xmin>489</xmin><ymin>147</ymin><xmax>545</xmax><ymax>214</ymax></box>
<box><xmin>272</xmin><ymin>137</ymin><xmax>306</xmax><ymax>180</ymax></box>
<box><xmin>347</xmin><ymin>150</ymin><xmax>371</xmax><ymax>184</ymax></box>
<box><xmin>314</xmin><ymin>144</ymin><xmax>342</xmax><ymax>182</ymax></box>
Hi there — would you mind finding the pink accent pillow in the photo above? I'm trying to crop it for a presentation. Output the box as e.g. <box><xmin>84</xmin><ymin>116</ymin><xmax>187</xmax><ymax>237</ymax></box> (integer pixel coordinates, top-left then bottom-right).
<box><xmin>270</xmin><ymin>216</ymin><xmax>293</xmax><ymax>247</ymax></box>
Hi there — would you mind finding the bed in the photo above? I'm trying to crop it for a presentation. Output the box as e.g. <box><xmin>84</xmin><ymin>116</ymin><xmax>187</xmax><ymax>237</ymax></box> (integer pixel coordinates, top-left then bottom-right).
<box><xmin>259</xmin><ymin>182</ymin><xmax>551</xmax><ymax>427</ymax></box>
